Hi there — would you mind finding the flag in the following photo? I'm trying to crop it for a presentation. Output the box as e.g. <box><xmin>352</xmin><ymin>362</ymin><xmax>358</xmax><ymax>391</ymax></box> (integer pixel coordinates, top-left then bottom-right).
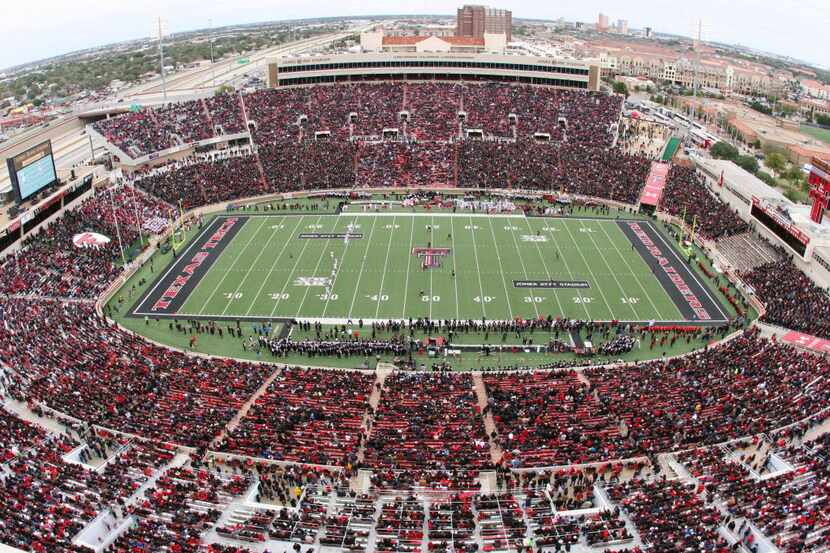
<box><xmin>719</xmin><ymin>170</ymin><xmax>724</xmax><ymax>187</ymax></box>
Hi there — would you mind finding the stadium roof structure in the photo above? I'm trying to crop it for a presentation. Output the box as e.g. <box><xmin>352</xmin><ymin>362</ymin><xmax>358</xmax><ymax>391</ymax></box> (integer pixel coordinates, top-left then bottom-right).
<box><xmin>697</xmin><ymin>157</ymin><xmax>787</xmax><ymax>204</ymax></box>
<box><xmin>381</xmin><ymin>35</ymin><xmax>486</xmax><ymax>47</ymax></box>
<box><xmin>699</xmin><ymin>156</ymin><xmax>830</xmax><ymax>244</ymax></box>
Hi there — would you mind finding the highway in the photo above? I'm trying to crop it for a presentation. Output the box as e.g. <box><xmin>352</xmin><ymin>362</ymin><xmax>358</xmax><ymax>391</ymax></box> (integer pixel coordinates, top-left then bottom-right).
<box><xmin>0</xmin><ymin>25</ymin><xmax>367</xmax><ymax>194</ymax></box>
<box><xmin>120</xmin><ymin>28</ymin><xmax>366</xmax><ymax>101</ymax></box>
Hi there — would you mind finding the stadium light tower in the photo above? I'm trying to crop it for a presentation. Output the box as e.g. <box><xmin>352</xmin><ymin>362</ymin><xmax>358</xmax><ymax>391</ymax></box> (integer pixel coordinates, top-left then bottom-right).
<box><xmin>209</xmin><ymin>19</ymin><xmax>216</xmax><ymax>89</ymax></box>
<box><xmin>156</xmin><ymin>18</ymin><xmax>169</xmax><ymax>101</ymax></box>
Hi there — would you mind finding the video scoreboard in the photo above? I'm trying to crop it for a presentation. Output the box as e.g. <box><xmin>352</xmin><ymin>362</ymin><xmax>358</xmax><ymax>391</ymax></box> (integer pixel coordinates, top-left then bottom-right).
<box><xmin>6</xmin><ymin>140</ymin><xmax>58</xmax><ymax>203</ymax></box>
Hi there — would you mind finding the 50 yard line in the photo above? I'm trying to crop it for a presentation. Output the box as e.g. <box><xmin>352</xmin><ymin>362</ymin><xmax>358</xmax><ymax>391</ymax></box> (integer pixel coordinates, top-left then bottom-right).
<box><xmin>449</xmin><ymin>217</ymin><xmax>461</xmax><ymax>320</ymax></box>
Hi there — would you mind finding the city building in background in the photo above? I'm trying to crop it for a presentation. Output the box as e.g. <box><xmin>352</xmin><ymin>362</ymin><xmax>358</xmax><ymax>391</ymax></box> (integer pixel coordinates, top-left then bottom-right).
<box><xmin>597</xmin><ymin>13</ymin><xmax>610</xmax><ymax>32</ymax></box>
<box><xmin>617</xmin><ymin>19</ymin><xmax>629</xmax><ymax>34</ymax></box>
<box><xmin>456</xmin><ymin>5</ymin><xmax>512</xmax><ymax>42</ymax></box>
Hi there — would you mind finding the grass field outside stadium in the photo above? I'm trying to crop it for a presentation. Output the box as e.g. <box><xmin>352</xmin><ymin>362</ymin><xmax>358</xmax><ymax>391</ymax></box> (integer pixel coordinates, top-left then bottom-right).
<box><xmin>129</xmin><ymin>210</ymin><xmax>728</xmax><ymax>326</ymax></box>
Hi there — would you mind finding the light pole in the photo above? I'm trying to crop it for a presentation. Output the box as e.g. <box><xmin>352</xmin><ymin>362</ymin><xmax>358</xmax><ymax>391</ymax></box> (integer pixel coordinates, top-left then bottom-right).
<box><xmin>209</xmin><ymin>18</ymin><xmax>216</xmax><ymax>90</ymax></box>
<box><xmin>157</xmin><ymin>17</ymin><xmax>168</xmax><ymax>102</ymax></box>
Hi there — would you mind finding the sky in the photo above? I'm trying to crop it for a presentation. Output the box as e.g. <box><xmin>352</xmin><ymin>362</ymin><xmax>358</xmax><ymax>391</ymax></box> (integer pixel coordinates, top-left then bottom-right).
<box><xmin>0</xmin><ymin>0</ymin><xmax>828</xmax><ymax>71</ymax></box>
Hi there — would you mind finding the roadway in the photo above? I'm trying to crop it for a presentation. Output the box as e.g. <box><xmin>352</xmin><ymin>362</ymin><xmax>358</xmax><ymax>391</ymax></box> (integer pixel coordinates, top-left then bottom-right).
<box><xmin>1</xmin><ymin>26</ymin><xmax>368</xmax><ymax>194</ymax></box>
<box><xmin>120</xmin><ymin>29</ymin><xmax>367</xmax><ymax>102</ymax></box>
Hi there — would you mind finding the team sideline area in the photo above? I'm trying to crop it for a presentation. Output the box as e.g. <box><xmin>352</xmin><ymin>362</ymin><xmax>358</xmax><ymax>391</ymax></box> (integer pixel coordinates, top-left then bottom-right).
<box><xmin>2</xmin><ymin>75</ymin><xmax>830</xmax><ymax>553</ymax></box>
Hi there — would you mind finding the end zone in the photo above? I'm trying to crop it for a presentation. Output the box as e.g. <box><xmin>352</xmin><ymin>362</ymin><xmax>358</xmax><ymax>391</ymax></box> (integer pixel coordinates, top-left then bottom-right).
<box><xmin>129</xmin><ymin>216</ymin><xmax>248</xmax><ymax>318</ymax></box>
<box><xmin>618</xmin><ymin>219</ymin><xmax>729</xmax><ymax>324</ymax></box>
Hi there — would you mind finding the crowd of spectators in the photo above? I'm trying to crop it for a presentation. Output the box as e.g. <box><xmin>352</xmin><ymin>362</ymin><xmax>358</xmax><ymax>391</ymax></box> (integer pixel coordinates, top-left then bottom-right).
<box><xmin>362</xmin><ymin>372</ymin><xmax>491</xmax><ymax>469</ymax></box>
<box><xmin>678</xmin><ymin>435</ymin><xmax>830</xmax><ymax>552</ymax></box>
<box><xmin>0</xmin><ymin>299</ymin><xmax>271</xmax><ymax>448</ymax></box>
<box><xmin>135</xmin><ymin>154</ymin><xmax>267</xmax><ymax>209</ymax></box>
<box><xmin>742</xmin><ymin>259</ymin><xmax>830</xmax><ymax>338</ymax></box>
<box><xmin>458</xmin><ymin>141</ymin><xmax>650</xmax><ymax>202</ymax></box>
<box><xmin>607</xmin><ymin>479</ymin><xmax>729</xmax><ymax>551</ymax></box>
<box><xmin>205</xmin><ymin>93</ymin><xmax>247</xmax><ymax>135</ymax></box>
<box><xmin>97</xmin><ymin>83</ymin><xmax>622</xmax><ymax>159</ymax></box>
<box><xmin>0</xmin><ymin>188</ymin><xmax>170</xmax><ymax>299</ymax></box>
<box><xmin>661</xmin><ymin>165</ymin><xmax>749</xmax><ymax>241</ymax></box>
<box><xmin>217</xmin><ymin>367</ymin><xmax>374</xmax><ymax>466</ymax></box>
<box><xmin>485</xmin><ymin>330</ymin><xmax>830</xmax><ymax>467</ymax></box>
<box><xmin>258</xmin><ymin>140</ymin><xmax>355</xmax><ymax>192</ymax></box>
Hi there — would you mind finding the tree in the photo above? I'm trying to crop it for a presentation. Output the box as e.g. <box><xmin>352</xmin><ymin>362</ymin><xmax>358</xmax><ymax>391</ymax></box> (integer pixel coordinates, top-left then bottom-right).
<box><xmin>735</xmin><ymin>155</ymin><xmax>760</xmax><ymax>174</ymax></box>
<box><xmin>612</xmin><ymin>81</ymin><xmax>629</xmax><ymax>97</ymax></box>
<box><xmin>784</xmin><ymin>165</ymin><xmax>805</xmax><ymax>183</ymax></box>
<box><xmin>765</xmin><ymin>152</ymin><xmax>787</xmax><ymax>174</ymax></box>
<box><xmin>756</xmin><ymin>171</ymin><xmax>777</xmax><ymax>187</ymax></box>
<box><xmin>817</xmin><ymin>113</ymin><xmax>830</xmax><ymax>127</ymax></box>
<box><xmin>710</xmin><ymin>141</ymin><xmax>740</xmax><ymax>161</ymax></box>
<box><xmin>215</xmin><ymin>84</ymin><xmax>235</xmax><ymax>95</ymax></box>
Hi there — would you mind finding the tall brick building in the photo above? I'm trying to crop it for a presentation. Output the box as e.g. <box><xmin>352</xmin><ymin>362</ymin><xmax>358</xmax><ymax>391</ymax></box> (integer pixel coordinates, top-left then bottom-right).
<box><xmin>456</xmin><ymin>5</ymin><xmax>512</xmax><ymax>42</ymax></box>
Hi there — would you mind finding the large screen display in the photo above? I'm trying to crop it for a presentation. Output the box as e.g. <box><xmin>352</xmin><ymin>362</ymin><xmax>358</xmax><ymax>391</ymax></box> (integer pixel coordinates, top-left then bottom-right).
<box><xmin>6</xmin><ymin>141</ymin><xmax>58</xmax><ymax>203</ymax></box>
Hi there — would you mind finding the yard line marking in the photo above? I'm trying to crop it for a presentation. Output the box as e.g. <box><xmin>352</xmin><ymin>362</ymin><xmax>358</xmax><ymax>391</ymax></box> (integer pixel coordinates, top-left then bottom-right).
<box><xmin>429</xmin><ymin>215</ymin><xmax>434</xmax><ymax>320</ymax></box>
<box><xmin>268</xmin><ymin>215</ymin><xmax>321</xmax><ymax>318</ymax></box>
<box><xmin>582</xmin><ymin>220</ymin><xmax>639</xmax><ymax>320</ymax></box>
<box><xmin>505</xmin><ymin>218</ymin><xmax>540</xmax><ymax>319</ymax></box>
<box><xmin>375</xmin><ymin>215</ymin><xmax>397</xmax><ymax>318</ymax></box>
<box><xmin>243</xmin><ymin>216</ymin><xmax>306</xmax><ymax>316</ymax></box>
<box><xmin>558</xmin><ymin>219</ymin><xmax>617</xmax><ymax>320</ymax></box>
<box><xmin>322</xmin><ymin>215</ymin><xmax>360</xmax><ymax>318</ymax></box>
<box><xmin>346</xmin><ymin>212</ymin><xmax>525</xmax><ymax>218</ymax></box>
<box><xmin>220</xmin><ymin>216</ymin><xmax>288</xmax><ymax>315</ymax></box>
<box><xmin>485</xmin><ymin>217</ymin><xmax>514</xmax><ymax>319</ymax></box>
<box><xmin>294</xmin><ymin>219</ymin><xmax>344</xmax><ymax>318</ymax></box>
<box><xmin>196</xmin><ymin>217</ymin><xmax>270</xmax><ymax>315</ymax></box>
<box><xmin>522</xmin><ymin>217</ymin><xmax>565</xmax><ymax>317</ymax></box>
<box><xmin>401</xmin><ymin>217</ymin><xmax>416</xmax><ymax>319</ymax></box>
<box><xmin>347</xmin><ymin>215</ymin><xmax>379</xmax><ymax>319</ymax></box>
<box><xmin>596</xmin><ymin>220</ymin><xmax>666</xmax><ymax>320</ymax></box>
<box><xmin>540</xmin><ymin>221</ymin><xmax>590</xmax><ymax>319</ymax></box>
<box><xmin>450</xmin><ymin>217</ymin><xmax>461</xmax><ymax>320</ymax></box>
<box><xmin>468</xmin><ymin>215</ymin><xmax>489</xmax><ymax>320</ymax></box>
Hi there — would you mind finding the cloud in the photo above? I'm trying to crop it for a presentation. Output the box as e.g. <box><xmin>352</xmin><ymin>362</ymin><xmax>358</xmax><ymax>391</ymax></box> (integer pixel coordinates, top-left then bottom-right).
<box><xmin>0</xmin><ymin>0</ymin><xmax>826</xmax><ymax>69</ymax></box>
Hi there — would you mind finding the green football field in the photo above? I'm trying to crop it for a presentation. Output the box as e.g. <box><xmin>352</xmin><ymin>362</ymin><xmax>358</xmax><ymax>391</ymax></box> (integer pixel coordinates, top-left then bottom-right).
<box><xmin>133</xmin><ymin>212</ymin><xmax>728</xmax><ymax>324</ymax></box>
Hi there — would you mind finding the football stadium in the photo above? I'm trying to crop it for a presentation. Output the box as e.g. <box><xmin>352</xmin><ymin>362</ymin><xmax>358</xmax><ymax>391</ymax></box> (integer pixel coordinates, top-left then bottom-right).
<box><xmin>2</xmin><ymin>6</ymin><xmax>830</xmax><ymax>553</ymax></box>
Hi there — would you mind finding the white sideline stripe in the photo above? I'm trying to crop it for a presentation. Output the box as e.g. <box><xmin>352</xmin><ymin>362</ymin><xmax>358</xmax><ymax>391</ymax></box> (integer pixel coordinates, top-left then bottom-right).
<box><xmin>131</xmin><ymin>313</ymin><xmax>729</xmax><ymax>326</ymax></box>
<box><xmin>347</xmin><ymin>211</ymin><xmax>525</xmax><ymax>218</ymax></box>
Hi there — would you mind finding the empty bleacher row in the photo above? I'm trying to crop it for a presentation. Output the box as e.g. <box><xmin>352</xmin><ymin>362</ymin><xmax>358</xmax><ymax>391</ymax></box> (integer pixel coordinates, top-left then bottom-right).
<box><xmin>715</xmin><ymin>231</ymin><xmax>785</xmax><ymax>273</ymax></box>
